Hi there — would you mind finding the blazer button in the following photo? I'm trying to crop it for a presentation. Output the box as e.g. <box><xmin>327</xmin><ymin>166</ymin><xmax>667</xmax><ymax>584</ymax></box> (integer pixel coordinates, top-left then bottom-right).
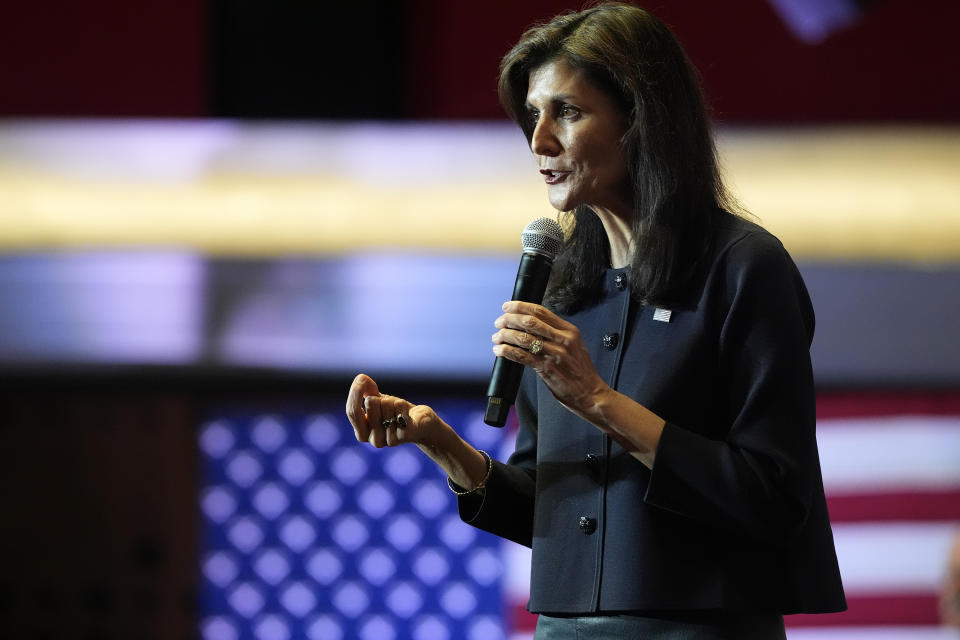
<box><xmin>602</xmin><ymin>333</ymin><xmax>619</xmax><ymax>350</ymax></box>
<box><xmin>614</xmin><ymin>273</ymin><xmax>627</xmax><ymax>290</ymax></box>
<box><xmin>578</xmin><ymin>516</ymin><xmax>597</xmax><ymax>534</ymax></box>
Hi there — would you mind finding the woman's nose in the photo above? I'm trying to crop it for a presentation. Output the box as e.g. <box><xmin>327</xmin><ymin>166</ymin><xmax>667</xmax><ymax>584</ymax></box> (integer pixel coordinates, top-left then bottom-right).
<box><xmin>530</xmin><ymin>118</ymin><xmax>561</xmax><ymax>157</ymax></box>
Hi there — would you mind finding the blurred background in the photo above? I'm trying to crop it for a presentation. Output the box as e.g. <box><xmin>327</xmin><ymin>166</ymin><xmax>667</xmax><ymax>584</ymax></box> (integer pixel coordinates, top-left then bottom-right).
<box><xmin>1</xmin><ymin>1</ymin><xmax>959</xmax><ymax>639</ymax></box>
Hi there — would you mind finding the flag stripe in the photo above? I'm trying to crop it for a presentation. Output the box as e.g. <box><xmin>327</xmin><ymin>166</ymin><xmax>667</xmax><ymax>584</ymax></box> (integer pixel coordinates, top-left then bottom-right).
<box><xmin>512</xmin><ymin>607</ymin><xmax>537</xmax><ymax>633</ymax></box>
<box><xmin>832</xmin><ymin>522</ymin><xmax>956</xmax><ymax>593</ymax></box>
<box><xmin>817</xmin><ymin>416</ymin><xmax>960</xmax><ymax>492</ymax></box>
<box><xmin>827</xmin><ymin>488</ymin><xmax>960</xmax><ymax>523</ymax></box>
<box><xmin>786</xmin><ymin>628</ymin><xmax>959</xmax><ymax>640</ymax></box>
<box><xmin>817</xmin><ymin>391</ymin><xmax>960</xmax><ymax>419</ymax></box>
<box><xmin>786</xmin><ymin>594</ymin><xmax>939</xmax><ymax>627</ymax></box>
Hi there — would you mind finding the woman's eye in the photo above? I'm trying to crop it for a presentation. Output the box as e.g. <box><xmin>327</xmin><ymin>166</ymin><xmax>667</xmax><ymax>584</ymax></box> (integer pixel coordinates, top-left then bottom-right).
<box><xmin>559</xmin><ymin>104</ymin><xmax>580</xmax><ymax>118</ymax></box>
<box><xmin>527</xmin><ymin>109</ymin><xmax>540</xmax><ymax>126</ymax></box>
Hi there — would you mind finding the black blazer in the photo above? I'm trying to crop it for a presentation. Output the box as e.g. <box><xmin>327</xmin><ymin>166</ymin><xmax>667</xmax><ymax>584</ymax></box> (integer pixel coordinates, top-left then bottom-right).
<box><xmin>459</xmin><ymin>214</ymin><xmax>846</xmax><ymax>615</ymax></box>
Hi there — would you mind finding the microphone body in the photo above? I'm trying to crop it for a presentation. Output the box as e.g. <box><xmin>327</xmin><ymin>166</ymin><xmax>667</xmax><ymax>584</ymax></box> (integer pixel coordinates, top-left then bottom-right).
<box><xmin>484</xmin><ymin>218</ymin><xmax>563</xmax><ymax>427</ymax></box>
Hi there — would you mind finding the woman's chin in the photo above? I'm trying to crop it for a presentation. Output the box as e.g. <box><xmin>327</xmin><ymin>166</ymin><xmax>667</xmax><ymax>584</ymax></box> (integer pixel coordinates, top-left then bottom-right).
<box><xmin>547</xmin><ymin>191</ymin><xmax>576</xmax><ymax>213</ymax></box>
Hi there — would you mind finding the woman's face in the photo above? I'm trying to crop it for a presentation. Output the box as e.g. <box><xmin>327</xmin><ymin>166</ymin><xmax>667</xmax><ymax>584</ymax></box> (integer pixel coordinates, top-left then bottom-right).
<box><xmin>526</xmin><ymin>59</ymin><xmax>631</xmax><ymax>218</ymax></box>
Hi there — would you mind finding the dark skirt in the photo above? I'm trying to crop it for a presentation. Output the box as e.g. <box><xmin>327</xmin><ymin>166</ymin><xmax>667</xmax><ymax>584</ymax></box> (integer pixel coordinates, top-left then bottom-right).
<box><xmin>534</xmin><ymin>612</ymin><xmax>787</xmax><ymax>640</ymax></box>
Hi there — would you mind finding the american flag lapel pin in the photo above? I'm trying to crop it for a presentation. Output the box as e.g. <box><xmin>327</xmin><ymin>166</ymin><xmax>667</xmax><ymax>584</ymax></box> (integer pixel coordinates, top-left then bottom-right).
<box><xmin>653</xmin><ymin>308</ymin><xmax>672</xmax><ymax>323</ymax></box>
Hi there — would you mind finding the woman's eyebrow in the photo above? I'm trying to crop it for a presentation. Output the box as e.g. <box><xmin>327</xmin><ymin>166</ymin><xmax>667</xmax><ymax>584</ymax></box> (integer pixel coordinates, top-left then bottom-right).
<box><xmin>525</xmin><ymin>93</ymin><xmax>576</xmax><ymax>109</ymax></box>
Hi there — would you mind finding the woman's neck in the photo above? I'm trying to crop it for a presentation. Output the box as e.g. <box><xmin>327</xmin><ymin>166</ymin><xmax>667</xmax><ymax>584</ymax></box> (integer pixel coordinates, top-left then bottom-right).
<box><xmin>592</xmin><ymin>206</ymin><xmax>633</xmax><ymax>268</ymax></box>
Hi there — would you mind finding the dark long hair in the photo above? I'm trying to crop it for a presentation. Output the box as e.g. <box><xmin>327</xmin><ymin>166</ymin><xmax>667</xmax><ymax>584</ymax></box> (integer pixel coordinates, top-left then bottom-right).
<box><xmin>499</xmin><ymin>2</ymin><xmax>738</xmax><ymax>311</ymax></box>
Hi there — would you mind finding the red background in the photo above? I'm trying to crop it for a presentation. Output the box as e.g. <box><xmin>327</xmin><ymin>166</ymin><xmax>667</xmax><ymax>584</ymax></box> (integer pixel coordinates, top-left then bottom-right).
<box><xmin>1</xmin><ymin>0</ymin><xmax>958</xmax><ymax>122</ymax></box>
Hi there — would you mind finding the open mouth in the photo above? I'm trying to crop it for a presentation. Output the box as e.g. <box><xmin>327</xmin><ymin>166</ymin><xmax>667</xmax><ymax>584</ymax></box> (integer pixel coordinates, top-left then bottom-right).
<box><xmin>540</xmin><ymin>169</ymin><xmax>569</xmax><ymax>184</ymax></box>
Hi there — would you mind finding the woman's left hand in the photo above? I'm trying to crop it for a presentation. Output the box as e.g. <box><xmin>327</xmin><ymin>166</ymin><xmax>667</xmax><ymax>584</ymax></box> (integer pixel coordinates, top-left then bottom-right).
<box><xmin>493</xmin><ymin>300</ymin><xmax>609</xmax><ymax>415</ymax></box>
<box><xmin>494</xmin><ymin>300</ymin><xmax>665</xmax><ymax>468</ymax></box>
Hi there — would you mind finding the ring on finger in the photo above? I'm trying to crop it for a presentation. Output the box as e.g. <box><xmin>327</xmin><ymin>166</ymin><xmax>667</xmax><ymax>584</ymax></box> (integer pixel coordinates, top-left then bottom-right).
<box><xmin>381</xmin><ymin>417</ymin><xmax>396</xmax><ymax>428</ymax></box>
<box><xmin>529</xmin><ymin>338</ymin><xmax>544</xmax><ymax>355</ymax></box>
<box><xmin>396</xmin><ymin>414</ymin><xmax>406</xmax><ymax>428</ymax></box>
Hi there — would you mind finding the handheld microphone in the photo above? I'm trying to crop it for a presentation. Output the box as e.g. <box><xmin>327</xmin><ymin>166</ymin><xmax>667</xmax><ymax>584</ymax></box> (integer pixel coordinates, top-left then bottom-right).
<box><xmin>484</xmin><ymin>217</ymin><xmax>564</xmax><ymax>427</ymax></box>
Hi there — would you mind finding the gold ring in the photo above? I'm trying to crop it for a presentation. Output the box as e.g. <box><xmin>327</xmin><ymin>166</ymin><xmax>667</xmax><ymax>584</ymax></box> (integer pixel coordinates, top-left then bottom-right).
<box><xmin>530</xmin><ymin>339</ymin><xmax>543</xmax><ymax>355</ymax></box>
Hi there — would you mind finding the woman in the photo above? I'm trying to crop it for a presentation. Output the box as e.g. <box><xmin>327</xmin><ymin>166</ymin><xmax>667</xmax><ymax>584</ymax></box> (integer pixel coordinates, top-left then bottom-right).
<box><xmin>346</xmin><ymin>3</ymin><xmax>846</xmax><ymax>637</ymax></box>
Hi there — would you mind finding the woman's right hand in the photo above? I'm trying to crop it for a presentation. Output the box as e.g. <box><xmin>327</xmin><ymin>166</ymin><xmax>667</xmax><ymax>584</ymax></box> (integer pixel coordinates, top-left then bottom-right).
<box><xmin>346</xmin><ymin>373</ymin><xmax>492</xmax><ymax>492</ymax></box>
<box><xmin>345</xmin><ymin>373</ymin><xmax>448</xmax><ymax>449</ymax></box>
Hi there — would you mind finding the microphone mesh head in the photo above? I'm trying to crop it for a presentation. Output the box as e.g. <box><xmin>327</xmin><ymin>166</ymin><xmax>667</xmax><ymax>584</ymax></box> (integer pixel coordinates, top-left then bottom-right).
<box><xmin>521</xmin><ymin>217</ymin><xmax>564</xmax><ymax>260</ymax></box>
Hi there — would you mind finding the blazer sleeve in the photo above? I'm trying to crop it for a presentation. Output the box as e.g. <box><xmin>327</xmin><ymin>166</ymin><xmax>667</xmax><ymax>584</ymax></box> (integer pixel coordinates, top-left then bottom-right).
<box><xmin>644</xmin><ymin>231</ymin><xmax>820</xmax><ymax>546</ymax></box>
<box><xmin>456</xmin><ymin>367</ymin><xmax>539</xmax><ymax>547</ymax></box>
